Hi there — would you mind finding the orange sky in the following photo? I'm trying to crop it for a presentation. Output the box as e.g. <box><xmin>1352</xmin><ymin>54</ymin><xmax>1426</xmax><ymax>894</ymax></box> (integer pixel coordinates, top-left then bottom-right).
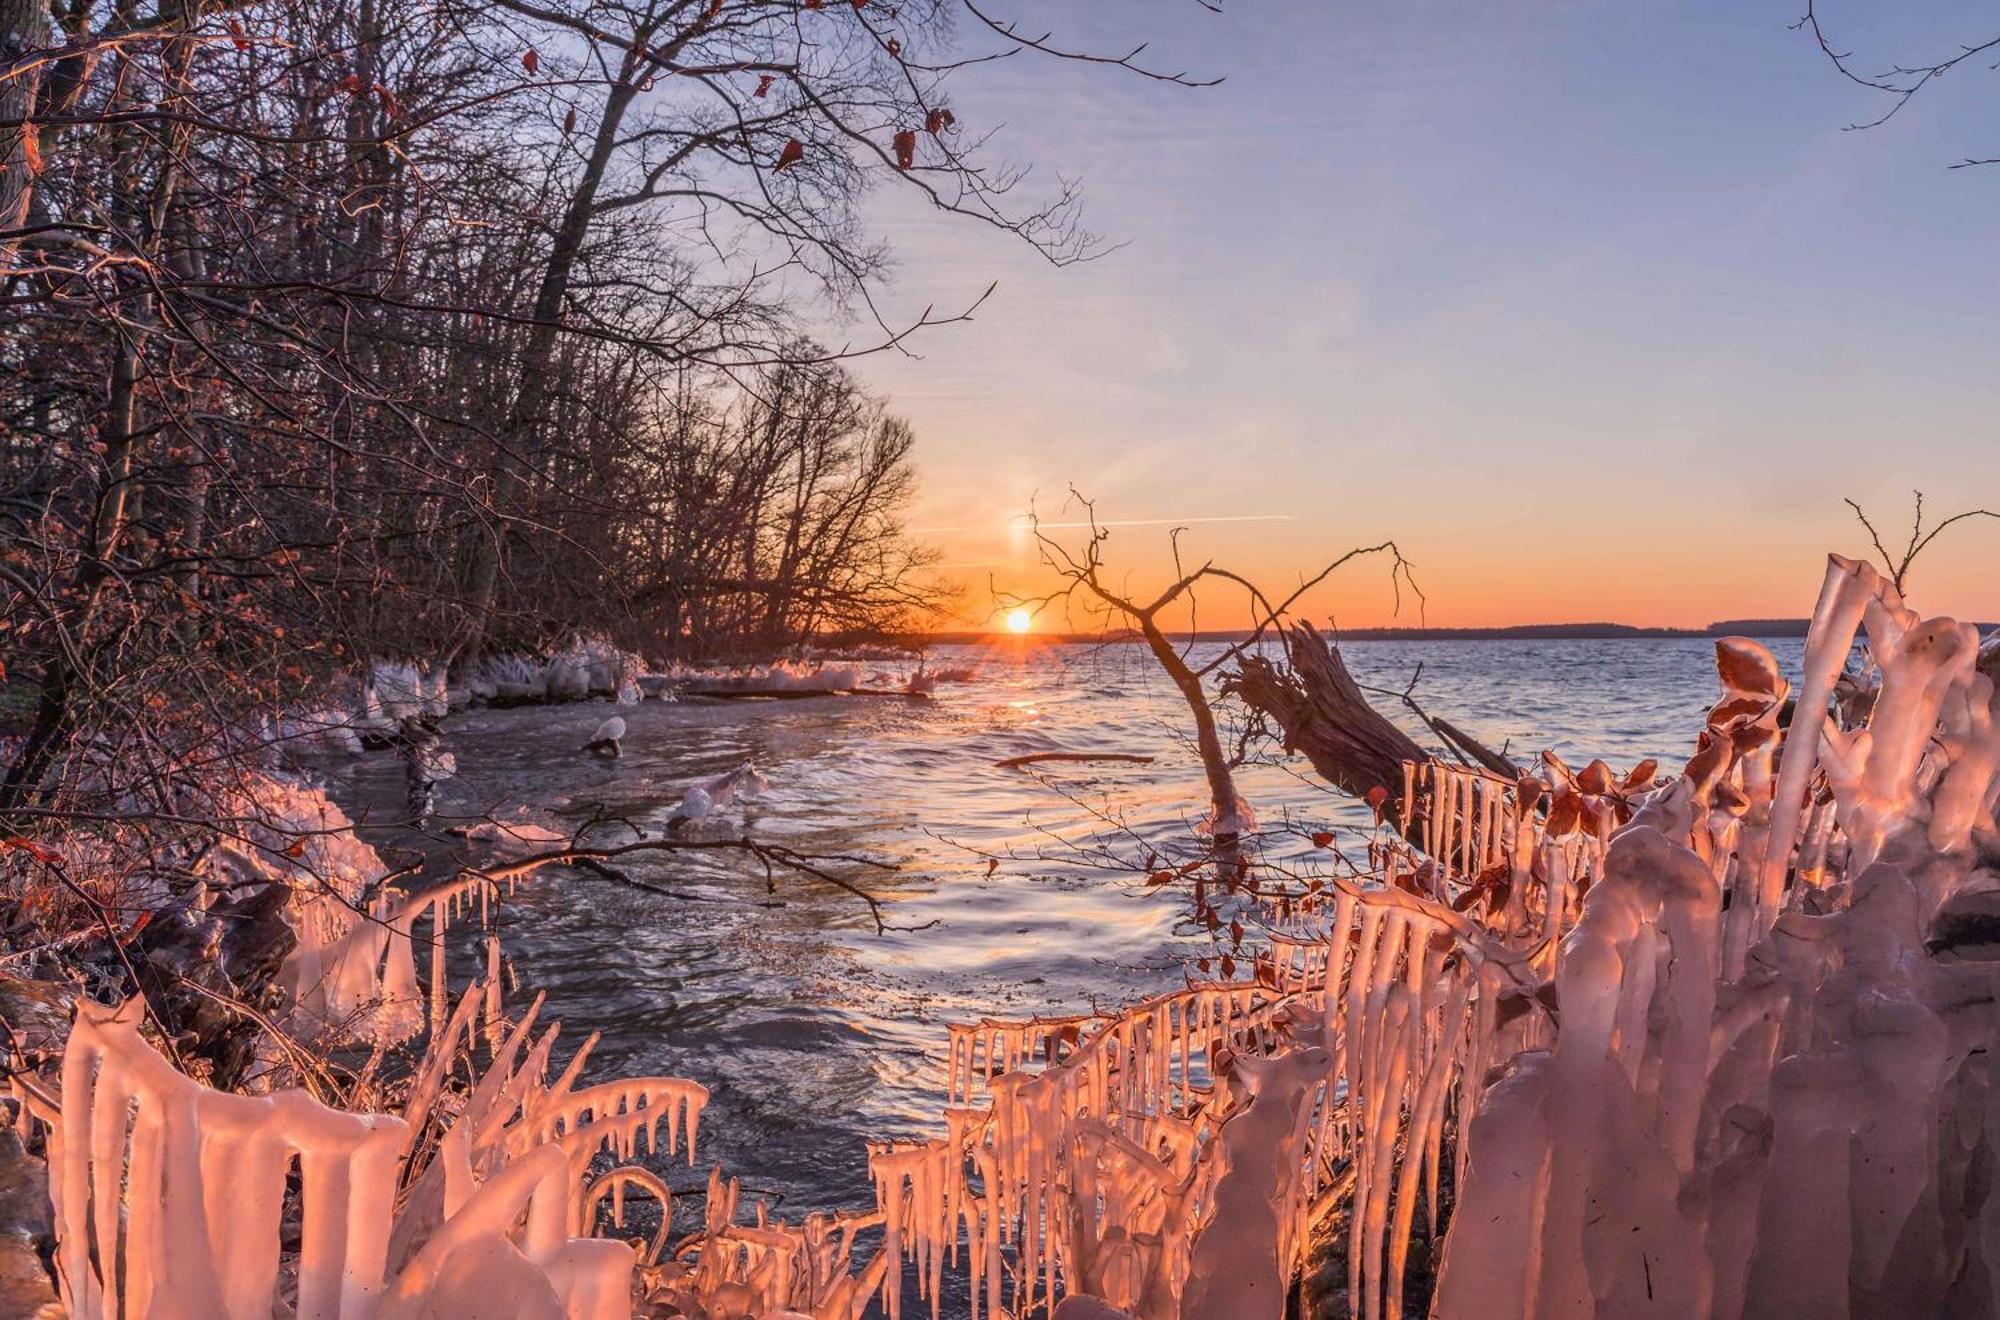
<box><xmin>837</xmin><ymin>1</ymin><xmax>2000</xmax><ymax>634</ymax></box>
<box><xmin>916</xmin><ymin>502</ymin><xmax>1999</xmax><ymax>635</ymax></box>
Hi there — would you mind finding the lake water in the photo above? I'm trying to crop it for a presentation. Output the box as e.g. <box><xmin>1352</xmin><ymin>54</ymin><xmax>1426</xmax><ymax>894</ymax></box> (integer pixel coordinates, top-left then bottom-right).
<box><xmin>336</xmin><ymin>635</ymin><xmax>1805</xmax><ymax>1227</ymax></box>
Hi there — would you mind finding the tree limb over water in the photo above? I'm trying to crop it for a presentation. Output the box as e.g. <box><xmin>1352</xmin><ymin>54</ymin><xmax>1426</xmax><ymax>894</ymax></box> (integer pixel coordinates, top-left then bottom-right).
<box><xmin>1007</xmin><ymin>490</ymin><xmax>1512</xmax><ymax>841</ymax></box>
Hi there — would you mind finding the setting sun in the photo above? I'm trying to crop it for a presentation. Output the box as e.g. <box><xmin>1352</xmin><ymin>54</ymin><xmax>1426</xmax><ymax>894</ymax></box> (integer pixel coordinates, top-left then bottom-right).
<box><xmin>1004</xmin><ymin>607</ymin><xmax>1033</xmax><ymax>634</ymax></box>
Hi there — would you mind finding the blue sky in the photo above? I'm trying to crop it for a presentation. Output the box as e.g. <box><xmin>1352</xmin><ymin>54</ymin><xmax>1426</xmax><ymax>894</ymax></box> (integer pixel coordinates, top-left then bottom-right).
<box><xmin>845</xmin><ymin>0</ymin><xmax>2000</xmax><ymax>628</ymax></box>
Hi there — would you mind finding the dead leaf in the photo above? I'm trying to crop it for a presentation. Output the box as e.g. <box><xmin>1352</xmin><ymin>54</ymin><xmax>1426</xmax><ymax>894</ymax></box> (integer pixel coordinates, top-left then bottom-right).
<box><xmin>1715</xmin><ymin>637</ymin><xmax>1785</xmax><ymax>700</ymax></box>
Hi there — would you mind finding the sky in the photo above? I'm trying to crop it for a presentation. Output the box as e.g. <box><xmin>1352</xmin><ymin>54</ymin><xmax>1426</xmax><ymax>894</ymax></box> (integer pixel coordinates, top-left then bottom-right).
<box><xmin>836</xmin><ymin>0</ymin><xmax>2000</xmax><ymax>632</ymax></box>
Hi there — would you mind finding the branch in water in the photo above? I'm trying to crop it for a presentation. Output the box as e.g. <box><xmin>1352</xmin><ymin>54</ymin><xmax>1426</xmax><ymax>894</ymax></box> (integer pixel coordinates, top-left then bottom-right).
<box><xmin>476</xmin><ymin>836</ymin><xmax>934</xmax><ymax>935</ymax></box>
<box><xmin>994</xmin><ymin>752</ymin><xmax>1156</xmax><ymax>769</ymax></box>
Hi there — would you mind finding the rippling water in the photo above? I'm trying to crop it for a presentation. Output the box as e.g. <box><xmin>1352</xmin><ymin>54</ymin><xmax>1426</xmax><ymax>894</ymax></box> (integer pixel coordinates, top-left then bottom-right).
<box><xmin>337</xmin><ymin>636</ymin><xmax>1804</xmax><ymax>1223</ymax></box>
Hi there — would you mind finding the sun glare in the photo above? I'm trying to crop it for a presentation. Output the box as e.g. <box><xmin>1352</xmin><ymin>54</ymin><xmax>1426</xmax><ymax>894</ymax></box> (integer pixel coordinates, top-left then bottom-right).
<box><xmin>1004</xmin><ymin>607</ymin><xmax>1033</xmax><ymax>635</ymax></box>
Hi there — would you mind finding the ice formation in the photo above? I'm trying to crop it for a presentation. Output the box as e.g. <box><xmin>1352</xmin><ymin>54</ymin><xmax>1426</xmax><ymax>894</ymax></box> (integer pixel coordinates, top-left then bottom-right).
<box><xmin>666</xmin><ymin>660</ymin><xmax>865</xmax><ymax>696</ymax></box>
<box><xmin>669</xmin><ymin>764</ymin><xmax>770</xmax><ymax>827</ymax></box>
<box><xmin>466</xmin><ymin>815</ymin><xmax>572</xmax><ymax>854</ymax></box>
<box><xmin>1195</xmin><ymin>793</ymin><xmax>1258</xmax><ymax>838</ymax></box>
<box><xmin>24</xmin><ymin>552</ymin><xmax>2000</xmax><ymax>1320</ymax></box>
<box><xmin>16</xmin><ymin>758</ymin><xmax>875</xmax><ymax>1320</ymax></box>
<box><xmin>263</xmin><ymin>705</ymin><xmax>367</xmax><ymax>757</ymax></box>
<box><xmin>586</xmin><ymin>715</ymin><xmax>628</xmax><ymax>757</ymax></box>
<box><xmin>862</xmin><ymin>554</ymin><xmax>2000</xmax><ymax>1319</ymax></box>
<box><xmin>38</xmin><ymin>989</ymin><xmax>705</xmax><ymax>1320</ymax></box>
<box><xmin>478</xmin><ymin>652</ymin><xmax>550</xmax><ymax>702</ymax></box>
<box><xmin>1426</xmin><ymin>556</ymin><xmax>2000</xmax><ymax>1319</ymax></box>
<box><xmin>467</xmin><ymin>639</ymin><xmax>645</xmax><ymax>705</ymax></box>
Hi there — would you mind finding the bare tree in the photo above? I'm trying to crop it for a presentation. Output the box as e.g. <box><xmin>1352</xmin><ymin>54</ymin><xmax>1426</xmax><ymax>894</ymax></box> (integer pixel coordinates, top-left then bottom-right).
<box><xmin>1844</xmin><ymin>490</ymin><xmax>1999</xmax><ymax>595</ymax></box>
<box><xmin>1797</xmin><ymin>3</ymin><xmax>2000</xmax><ymax>168</ymax></box>
<box><xmin>1</xmin><ymin>0</ymin><xmax>1220</xmax><ymax>818</ymax></box>
<box><xmin>1010</xmin><ymin>492</ymin><xmax>1426</xmax><ymax>839</ymax></box>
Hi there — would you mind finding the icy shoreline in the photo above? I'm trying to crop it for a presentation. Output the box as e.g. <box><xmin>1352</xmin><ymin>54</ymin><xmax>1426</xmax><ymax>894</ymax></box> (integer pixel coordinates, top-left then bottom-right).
<box><xmin>7</xmin><ymin>559</ymin><xmax>2000</xmax><ymax>1317</ymax></box>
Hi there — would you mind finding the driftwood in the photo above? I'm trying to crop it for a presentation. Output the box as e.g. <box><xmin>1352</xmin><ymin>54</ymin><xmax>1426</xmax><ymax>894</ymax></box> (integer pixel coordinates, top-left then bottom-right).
<box><xmin>1226</xmin><ymin>621</ymin><xmax>1517</xmax><ymax>831</ymax></box>
<box><xmin>1228</xmin><ymin>622</ymin><xmax>1425</xmax><ymax>801</ymax></box>
<box><xmin>994</xmin><ymin>752</ymin><xmax>1156</xmax><ymax>770</ymax></box>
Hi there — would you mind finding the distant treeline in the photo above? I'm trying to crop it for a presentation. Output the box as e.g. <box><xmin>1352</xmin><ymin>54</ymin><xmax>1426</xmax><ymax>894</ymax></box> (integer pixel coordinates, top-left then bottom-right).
<box><xmin>916</xmin><ymin>618</ymin><xmax>1999</xmax><ymax>645</ymax></box>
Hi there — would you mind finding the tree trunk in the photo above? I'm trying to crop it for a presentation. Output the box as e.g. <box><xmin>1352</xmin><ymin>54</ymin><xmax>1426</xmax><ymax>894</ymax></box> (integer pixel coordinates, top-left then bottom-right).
<box><xmin>456</xmin><ymin>70</ymin><xmax>640</xmax><ymax>668</ymax></box>
<box><xmin>1137</xmin><ymin>616</ymin><xmax>1249</xmax><ymax>836</ymax></box>
<box><xmin>1226</xmin><ymin>622</ymin><xmax>1430</xmax><ymax>824</ymax></box>
<box><xmin>0</xmin><ymin>0</ymin><xmax>50</xmax><ymax>270</ymax></box>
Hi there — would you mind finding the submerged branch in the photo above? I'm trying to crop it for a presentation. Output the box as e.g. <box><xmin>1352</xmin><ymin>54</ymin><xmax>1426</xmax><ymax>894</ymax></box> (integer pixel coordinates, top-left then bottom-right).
<box><xmin>995</xmin><ymin>752</ymin><xmax>1156</xmax><ymax>770</ymax></box>
<box><xmin>476</xmin><ymin>835</ymin><xmax>931</xmax><ymax>935</ymax></box>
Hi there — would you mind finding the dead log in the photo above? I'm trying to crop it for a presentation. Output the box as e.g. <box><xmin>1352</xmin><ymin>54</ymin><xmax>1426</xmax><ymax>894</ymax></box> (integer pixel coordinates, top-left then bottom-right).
<box><xmin>1227</xmin><ymin>622</ymin><xmax>1426</xmax><ymax>804</ymax></box>
<box><xmin>1225</xmin><ymin>622</ymin><xmax>1517</xmax><ymax>833</ymax></box>
<box><xmin>1423</xmin><ymin>714</ymin><xmax>1520</xmax><ymax>780</ymax></box>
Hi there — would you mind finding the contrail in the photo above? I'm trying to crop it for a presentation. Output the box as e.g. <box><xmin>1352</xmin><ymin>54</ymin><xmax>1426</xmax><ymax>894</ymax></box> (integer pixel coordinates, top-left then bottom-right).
<box><xmin>911</xmin><ymin>513</ymin><xmax>1294</xmax><ymax>534</ymax></box>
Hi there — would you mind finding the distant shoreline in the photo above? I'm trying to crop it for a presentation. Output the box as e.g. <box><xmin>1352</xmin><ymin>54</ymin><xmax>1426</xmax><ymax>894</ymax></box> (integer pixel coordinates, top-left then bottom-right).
<box><xmin>903</xmin><ymin>617</ymin><xmax>1998</xmax><ymax>646</ymax></box>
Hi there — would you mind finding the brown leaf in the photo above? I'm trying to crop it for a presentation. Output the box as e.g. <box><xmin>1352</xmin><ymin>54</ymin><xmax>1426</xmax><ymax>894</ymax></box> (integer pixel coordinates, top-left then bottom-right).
<box><xmin>774</xmin><ymin>138</ymin><xmax>804</xmax><ymax>170</ymax></box>
<box><xmin>1310</xmin><ymin>830</ymin><xmax>1333</xmax><ymax>848</ymax></box>
<box><xmin>892</xmin><ymin>127</ymin><xmax>916</xmax><ymax>169</ymax></box>
<box><xmin>522</xmin><ymin>48</ymin><xmax>540</xmax><ymax>74</ymax></box>
<box><xmin>227</xmin><ymin>18</ymin><xmax>252</xmax><ymax>50</ymax></box>
<box><xmin>1514</xmin><ymin>775</ymin><xmax>1545</xmax><ymax>814</ymax></box>
<box><xmin>1715</xmin><ymin>637</ymin><xmax>1784</xmax><ymax>700</ymax></box>
<box><xmin>1681</xmin><ymin>730</ymin><xmax>1731</xmax><ymax>797</ymax></box>
<box><xmin>754</xmin><ymin>73</ymin><xmax>775</xmax><ymax>98</ymax></box>
<box><xmin>1577</xmin><ymin>759</ymin><xmax>1616</xmax><ymax>796</ymax></box>
<box><xmin>885</xmin><ymin>36</ymin><xmax>902</xmax><ymax>57</ymax></box>
<box><xmin>563</xmin><ymin>106</ymin><xmax>577</xmax><ymax>134</ymax></box>
<box><xmin>924</xmin><ymin>106</ymin><xmax>954</xmax><ymax>135</ymax></box>
<box><xmin>1546</xmin><ymin>791</ymin><xmax>1581</xmax><ymax>836</ymax></box>
<box><xmin>1</xmin><ymin>837</ymin><xmax>59</xmax><ymax>864</ymax></box>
